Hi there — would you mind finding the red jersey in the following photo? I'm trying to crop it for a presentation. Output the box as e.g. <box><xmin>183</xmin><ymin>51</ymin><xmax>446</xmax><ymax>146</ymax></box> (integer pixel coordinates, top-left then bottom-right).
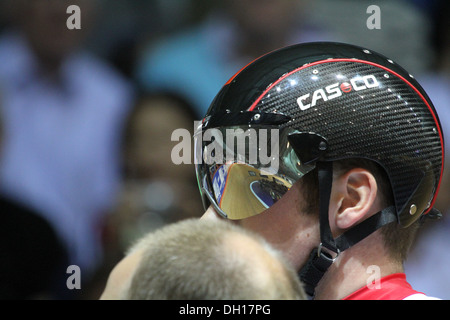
<box><xmin>343</xmin><ymin>273</ymin><xmax>440</xmax><ymax>300</ymax></box>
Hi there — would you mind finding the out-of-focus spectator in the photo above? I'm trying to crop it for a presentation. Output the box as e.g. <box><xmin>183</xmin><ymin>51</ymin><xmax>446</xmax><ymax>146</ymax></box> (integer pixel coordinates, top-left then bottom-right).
<box><xmin>100</xmin><ymin>218</ymin><xmax>306</xmax><ymax>300</ymax></box>
<box><xmin>0</xmin><ymin>87</ymin><xmax>68</xmax><ymax>299</ymax></box>
<box><xmin>135</xmin><ymin>0</ymin><xmax>333</xmax><ymax>116</ymax></box>
<box><xmin>404</xmin><ymin>0</ymin><xmax>450</xmax><ymax>299</ymax></box>
<box><xmin>86</xmin><ymin>93</ymin><xmax>203</xmax><ymax>299</ymax></box>
<box><xmin>113</xmin><ymin>93</ymin><xmax>202</xmax><ymax>251</ymax></box>
<box><xmin>0</xmin><ymin>194</ymin><xmax>68</xmax><ymax>299</ymax></box>
<box><xmin>0</xmin><ymin>0</ymin><xmax>134</xmax><ymax>292</ymax></box>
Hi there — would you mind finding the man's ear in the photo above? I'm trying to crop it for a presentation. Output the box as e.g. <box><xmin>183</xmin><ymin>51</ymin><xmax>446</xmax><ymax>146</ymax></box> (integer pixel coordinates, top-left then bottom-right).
<box><xmin>331</xmin><ymin>168</ymin><xmax>378</xmax><ymax>231</ymax></box>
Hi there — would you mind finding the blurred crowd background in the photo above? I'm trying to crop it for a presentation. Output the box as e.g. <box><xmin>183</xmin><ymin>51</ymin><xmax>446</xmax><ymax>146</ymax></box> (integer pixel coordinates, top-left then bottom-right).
<box><xmin>0</xmin><ymin>0</ymin><xmax>448</xmax><ymax>299</ymax></box>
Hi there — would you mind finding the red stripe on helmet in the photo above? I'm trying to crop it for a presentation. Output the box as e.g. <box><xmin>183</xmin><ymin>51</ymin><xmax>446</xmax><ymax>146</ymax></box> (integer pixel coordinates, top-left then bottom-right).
<box><xmin>247</xmin><ymin>58</ymin><xmax>444</xmax><ymax>214</ymax></box>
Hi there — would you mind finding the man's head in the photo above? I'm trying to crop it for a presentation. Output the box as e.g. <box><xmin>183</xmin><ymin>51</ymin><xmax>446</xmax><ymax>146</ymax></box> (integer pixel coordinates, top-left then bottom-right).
<box><xmin>5</xmin><ymin>0</ymin><xmax>96</xmax><ymax>69</ymax></box>
<box><xmin>195</xmin><ymin>42</ymin><xmax>444</xmax><ymax>295</ymax></box>
<box><xmin>100</xmin><ymin>218</ymin><xmax>306</xmax><ymax>300</ymax></box>
<box><xmin>123</xmin><ymin>94</ymin><xmax>198</xmax><ymax>181</ymax></box>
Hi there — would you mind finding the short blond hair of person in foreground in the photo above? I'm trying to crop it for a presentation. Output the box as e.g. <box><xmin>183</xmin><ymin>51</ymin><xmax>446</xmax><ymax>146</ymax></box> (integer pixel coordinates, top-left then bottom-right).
<box><xmin>100</xmin><ymin>218</ymin><xmax>306</xmax><ymax>300</ymax></box>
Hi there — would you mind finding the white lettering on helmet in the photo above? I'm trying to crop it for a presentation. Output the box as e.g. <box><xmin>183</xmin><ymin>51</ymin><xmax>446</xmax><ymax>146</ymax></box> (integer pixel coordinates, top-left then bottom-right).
<box><xmin>297</xmin><ymin>74</ymin><xmax>379</xmax><ymax>111</ymax></box>
<box><xmin>311</xmin><ymin>88</ymin><xmax>328</xmax><ymax>107</ymax></box>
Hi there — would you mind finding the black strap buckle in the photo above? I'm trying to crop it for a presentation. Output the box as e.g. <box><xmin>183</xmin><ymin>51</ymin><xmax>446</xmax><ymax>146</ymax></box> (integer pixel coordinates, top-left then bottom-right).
<box><xmin>317</xmin><ymin>242</ymin><xmax>340</xmax><ymax>262</ymax></box>
<box><xmin>299</xmin><ymin>244</ymin><xmax>339</xmax><ymax>297</ymax></box>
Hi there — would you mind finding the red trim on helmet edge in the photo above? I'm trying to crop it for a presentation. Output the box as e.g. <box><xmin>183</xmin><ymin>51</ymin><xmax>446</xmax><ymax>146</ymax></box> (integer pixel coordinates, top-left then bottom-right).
<box><xmin>246</xmin><ymin>58</ymin><xmax>444</xmax><ymax>215</ymax></box>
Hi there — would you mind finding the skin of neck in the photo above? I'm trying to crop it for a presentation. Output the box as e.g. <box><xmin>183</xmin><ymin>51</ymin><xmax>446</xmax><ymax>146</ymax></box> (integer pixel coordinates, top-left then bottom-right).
<box><xmin>313</xmin><ymin>229</ymin><xmax>404</xmax><ymax>300</ymax></box>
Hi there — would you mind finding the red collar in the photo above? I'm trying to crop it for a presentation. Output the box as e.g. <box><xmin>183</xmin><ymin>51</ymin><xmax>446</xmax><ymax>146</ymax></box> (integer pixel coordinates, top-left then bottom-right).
<box><xmin>343</xmin><ymin>273</ymin><xmax>422</xmax><ymax>300</ymax></box>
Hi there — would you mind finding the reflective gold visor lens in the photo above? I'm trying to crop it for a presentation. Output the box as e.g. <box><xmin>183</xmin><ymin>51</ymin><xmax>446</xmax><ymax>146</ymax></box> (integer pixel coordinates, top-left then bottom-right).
<box><xmin>195</xmin><ymin>126</ymin><xmax>315</xmax><ymax>220</ymax></box>
<box><xmin>210</xmin><ymin>163</ymin><xmax>292</xmax><ymax>219</ymax></box>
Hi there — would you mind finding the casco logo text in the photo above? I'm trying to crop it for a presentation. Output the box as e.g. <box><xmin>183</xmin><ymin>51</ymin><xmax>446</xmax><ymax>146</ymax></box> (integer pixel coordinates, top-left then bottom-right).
<box><xmin>297</xmin><ymin>74</ymin><xmax>379</xmax><ymax>111</ymax></box>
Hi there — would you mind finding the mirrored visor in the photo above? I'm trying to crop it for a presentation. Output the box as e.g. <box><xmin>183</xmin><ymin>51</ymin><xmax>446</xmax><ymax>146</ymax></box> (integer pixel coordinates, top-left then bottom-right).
<box><xmin>194</xmin><ymin>124</ymin><xmax>316</xmax><ymax>220</ymax></box>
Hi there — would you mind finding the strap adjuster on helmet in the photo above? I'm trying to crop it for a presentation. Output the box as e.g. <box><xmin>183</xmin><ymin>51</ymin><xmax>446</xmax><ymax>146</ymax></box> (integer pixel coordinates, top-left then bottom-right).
<box><xmin>317</xmin><ymin>242</ymin><xmax>340</xmax><ymax>262</ymax></box>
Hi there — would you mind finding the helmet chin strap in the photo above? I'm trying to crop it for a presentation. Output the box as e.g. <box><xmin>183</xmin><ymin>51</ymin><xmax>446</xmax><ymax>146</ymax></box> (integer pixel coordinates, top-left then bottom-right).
<box><xmin>298</xmin><ymin>161</ymin><xmax>397</xmax><ymax>297</ymax></box>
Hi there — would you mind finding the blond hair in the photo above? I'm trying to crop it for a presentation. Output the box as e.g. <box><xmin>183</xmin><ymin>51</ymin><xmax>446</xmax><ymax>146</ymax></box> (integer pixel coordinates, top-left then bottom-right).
<box><xmin>122</xmin><ymin>219</ymin><xmax>305</xmax><ymax>300</ymax></box>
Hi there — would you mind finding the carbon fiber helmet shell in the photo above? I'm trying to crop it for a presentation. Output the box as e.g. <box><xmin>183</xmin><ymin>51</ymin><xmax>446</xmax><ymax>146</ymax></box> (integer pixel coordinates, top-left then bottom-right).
<box><xmin>202</xmin><ymin>42</ymin><xmax>444</xmax><ymax>227</ymax></box>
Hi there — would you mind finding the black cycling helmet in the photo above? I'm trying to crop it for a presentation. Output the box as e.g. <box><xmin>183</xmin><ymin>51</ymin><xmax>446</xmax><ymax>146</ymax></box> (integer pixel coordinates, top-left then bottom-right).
<box><xmin>194</xmin><ymin>42</ymin><xmax>444</xmax><ymax>294</ymax></box>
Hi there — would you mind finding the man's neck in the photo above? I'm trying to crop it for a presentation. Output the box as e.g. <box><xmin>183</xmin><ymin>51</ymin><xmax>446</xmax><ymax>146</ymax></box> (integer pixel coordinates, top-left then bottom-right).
<box><xmin>313</xmin><ymin>231</ymin><xmax>403</xmax><ymax>300</ymax></box>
